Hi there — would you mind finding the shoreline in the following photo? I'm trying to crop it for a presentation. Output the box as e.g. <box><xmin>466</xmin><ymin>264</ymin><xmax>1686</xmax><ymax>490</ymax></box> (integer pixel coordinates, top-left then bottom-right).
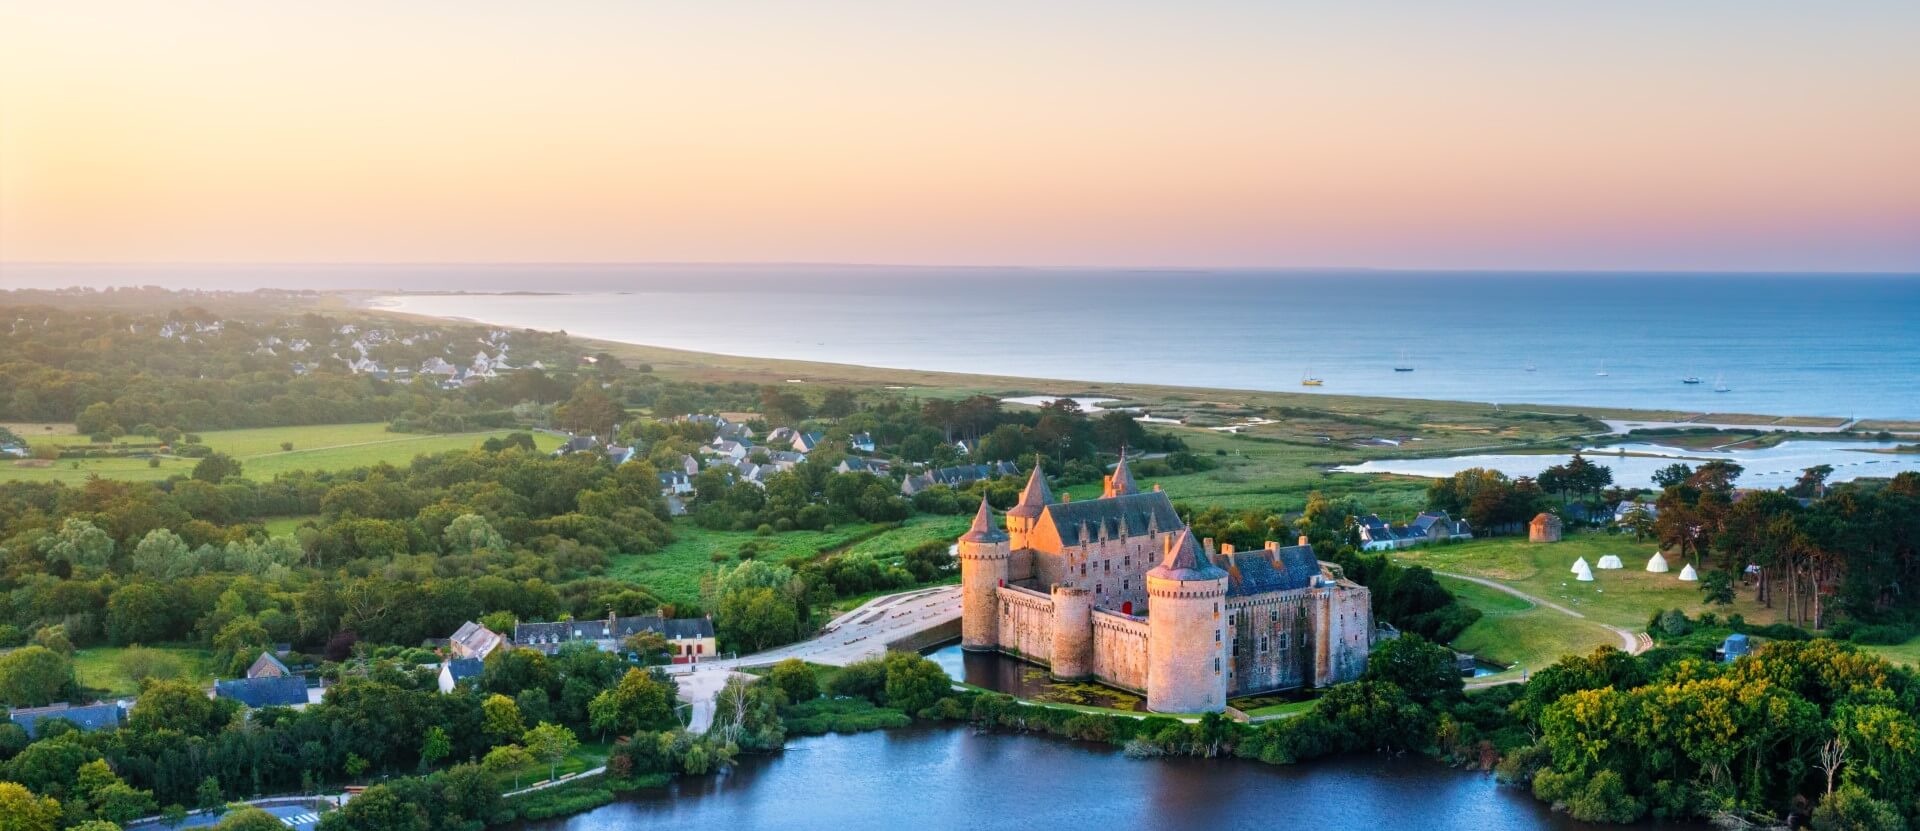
<box><xmin>341</xmin><ymin>292</ymin><xmax>1917</xmax><ymax>431</ymax></box>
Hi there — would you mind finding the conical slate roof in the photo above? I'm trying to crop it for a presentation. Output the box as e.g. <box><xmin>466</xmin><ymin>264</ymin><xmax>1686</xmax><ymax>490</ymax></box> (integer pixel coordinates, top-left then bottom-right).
<box><xmin>1103</xmin><ymin>453</ymin><xmax>1138</xmax><ymax>498</ymax></box>
<box><xmin>1147</xmin><ymin>528</ymin><xmax>1227</xmax><ymax>582</ymax></box>
<box><xmin>1008</xmin><ymin>463</ymin><xmax>1053</xmax><ymax>519</ymax></box>
<box><xmin>959</xmin><ymin>495</ymin><xmax>1008</xmax><ymax>543</ymax></box>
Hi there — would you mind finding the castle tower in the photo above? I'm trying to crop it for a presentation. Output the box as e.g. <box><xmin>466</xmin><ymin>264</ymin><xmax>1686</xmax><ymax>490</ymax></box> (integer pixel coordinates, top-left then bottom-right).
<box><xmin>1102</xmin><ymin>451</ymin><xmax>1138</xmax><ymax>499</ymax></box>
<box><xmin>1006</xmin><ymin>460</ymin><xmax>1052</xmax><ymax>550</ymax></box>
<box><xmin>957</xmin><ymin>495</ymin><xmax>1011</xmax><ymax>651</ymax></box>
<box><xmin>1144</xmin><ymin>529</ymin><xmax>1229</xmax><ymax>713</ymax></box>
<box><xmin>1049</xmin><ymin>584</ymin><xmax>1094</xmax><ymax>680</ymax></box>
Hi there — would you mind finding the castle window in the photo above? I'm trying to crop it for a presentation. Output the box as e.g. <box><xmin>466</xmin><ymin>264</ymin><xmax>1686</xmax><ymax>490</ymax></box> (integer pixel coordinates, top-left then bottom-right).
<box><xmin>1214</xmin><ymin>629</ymin><xmax>1221</xmax><ymax>643</ymax></box>
<box><xmin>1124</xmin><ymin>555</ymin><xmax>1130</xmax><ymax>566</ymax></box>
<box><xmin>1080</xmin><ymin>564</ymin><xmax>1087</xmax><ymax>576</ymax></box>
<box><xmin>1214</xmin><ymin>658</ymin><xmax>1220</xmax><ymax>672</ymax></box>
<box><xmin>1278</xmin><ymin>633</ymin><xmax>1290</xmax><ymax>649</ymax></box>
<box><xmin>1103</xmin><ymin>560</ymin><xmax>1110</xmax><ymax>573</ymax></box>
<box><xmin>1122</xmin><ymin>580</ymin><xmax>1129</xmax><ymax>591</ymax></box>
<box><xmin>1270</xmin><ymin>609</ymin><xmax>1278</xmax><ymax>623</ymax></box>
<box><xmin>1259</xmin><ymin>636</ymin><xmax>1268</xmax><ymax>653</ymax></box>
<box><xmin>1096</xmin><ymin>584</ymin><xmax>1103</xmax><ymax>594</ymax></box>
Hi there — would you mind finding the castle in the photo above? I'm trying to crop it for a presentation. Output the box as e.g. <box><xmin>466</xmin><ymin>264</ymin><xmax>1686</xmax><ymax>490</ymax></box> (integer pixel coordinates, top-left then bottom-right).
<box><xmin>957</xmin><ymin>458</ymin><xmax>1373</xmax><ymax>713</ymax></box>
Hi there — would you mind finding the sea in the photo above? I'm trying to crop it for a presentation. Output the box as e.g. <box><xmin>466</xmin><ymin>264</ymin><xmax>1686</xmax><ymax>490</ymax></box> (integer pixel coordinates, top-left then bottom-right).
<box><xmin>5</xmin><ymin>264</ymin><xmax>1917</xmax><ymax>418</ymax></box>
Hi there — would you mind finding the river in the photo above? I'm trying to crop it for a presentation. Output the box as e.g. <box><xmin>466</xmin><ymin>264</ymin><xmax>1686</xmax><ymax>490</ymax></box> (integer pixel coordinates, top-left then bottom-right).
<box><xmin>521</xmin><ymin>726</ymin><xmax>1699</xmax><ymax>831</ymax></box>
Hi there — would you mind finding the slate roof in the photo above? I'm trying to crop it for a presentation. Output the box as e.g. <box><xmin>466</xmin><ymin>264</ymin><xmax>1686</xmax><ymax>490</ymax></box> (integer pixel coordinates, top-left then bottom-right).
<box><xmin>444</xmin><ymin>657</ymin><xmax>484</xmax><ymax>685</ymax></box>
<box><xmin>215</xmin><ymin>676</ymin><xmax>309</xmax><ymax>708</ymax></box>
<box><xmin>1146</xmin><ymin>529</ymin><xmax>1227</xmax><ymax>582</ymax></box>
<box><xmin>1224</xmin><ymin>544</ymin><xmax>1320</xmax><ymax>597</ymax></box>
<box><xmin>9</xmin><ymin>702</ymin><xmax>124</xmax><ymax>737</ymax></box>
<box><xmin>246</xmin><ymin>652</ymin><xmax>291</xmax><ymax>678</ymax></box>
<box><xmin>513</xmin><ymin>615</ymin><xmax>716</xmax><ymax>653</ymax></box>
<box><xmin>1008</xmin><ymin>465</ymin><xmax>1054</xmax><ymax>519</ymax></box>
<box><xmin>960</xmin><ymin>496</ymin><xmax>1008</xmax><ymax>543</ymax></box>
<box><xmin>1040</xmin><ymin>490</ymin><xmax>1180</xmax><ymax>547</ymax></box>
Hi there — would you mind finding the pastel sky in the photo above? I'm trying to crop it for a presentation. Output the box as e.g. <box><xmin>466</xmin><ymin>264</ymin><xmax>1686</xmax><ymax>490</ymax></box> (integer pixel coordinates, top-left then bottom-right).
<box><xmin>2</xmin><ymin>2</ymin><xmax>1917</xmax><ymax>271</ymax></box>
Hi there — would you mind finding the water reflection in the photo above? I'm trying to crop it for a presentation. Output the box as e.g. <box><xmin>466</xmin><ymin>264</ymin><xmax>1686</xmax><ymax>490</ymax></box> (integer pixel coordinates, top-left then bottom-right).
<box><xmin>922</xmin><ymin>642</ymin><xmax>1151</xmax><ymax>712</ymax></box>
<box><xmin>522</xmin><ymin>727</ymin><xmax>1702</xmax><ymax>831</ymax></box>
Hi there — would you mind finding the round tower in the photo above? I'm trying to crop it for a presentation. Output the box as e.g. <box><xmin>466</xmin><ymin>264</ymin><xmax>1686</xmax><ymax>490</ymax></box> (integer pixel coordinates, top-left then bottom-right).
<box><xmin>1144</xmin><ymin>529</ymin><xmax>1229</xmax><ymax>713</ymax></box>
<box><xmin>957</xmin><ymin>495</ymin><xmax>1011</xmax><ymax>651</ymax></box>
<box><xmin>1049</xmin><ymin>584</ymin><xmax>1094</xmax><ymax>680</ymax></box>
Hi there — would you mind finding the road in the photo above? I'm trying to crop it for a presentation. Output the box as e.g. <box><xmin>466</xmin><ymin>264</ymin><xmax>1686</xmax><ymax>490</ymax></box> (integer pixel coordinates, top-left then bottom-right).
<box><xmin>1437</xmin><ymin>570</ymin><xmax>1652</xmax><ymax>688</ymax></box>
<box><xmin>169</xmin><ymin>802</ymin><xmax>326</xmax><ymax>830</ymax></box>
<box><xmin>666</xmin><ymin>585</ymin><xmax>962</xmax><ymax>733</ymax></box>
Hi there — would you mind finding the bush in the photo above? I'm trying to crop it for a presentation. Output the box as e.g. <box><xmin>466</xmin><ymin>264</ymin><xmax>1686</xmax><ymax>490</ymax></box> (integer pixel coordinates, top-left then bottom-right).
<box><xmin>769</xmin><ymin>659</ymin><xmax>817</xmax><ymax>703</ymax></box>
<box><xmin>780</xmin><ymin>697</ymin><xmax>910</xmax><ymax>735</ymax></box>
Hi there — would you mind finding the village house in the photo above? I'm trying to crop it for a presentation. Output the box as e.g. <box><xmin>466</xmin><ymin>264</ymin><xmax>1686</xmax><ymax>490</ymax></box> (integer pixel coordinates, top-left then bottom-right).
<box><xmin>214</xmin><ymin>676</ymin><xmax>310</xmax><ymax>709</ymax></box>
<box><xmin>703</xmin><ymin>439</ymin><xmax>753</xmax><ymax>461</ymax></box>
<box><xmin>438</xmin><ymin>658</ymin><xmax>485</xmax><ymax>693</ymax></box>
<box><xmin>245</xmin><ymin>652</ymin><xmax>291</xmax><ymax>679</ymax></box>
<box><xmin>837</xmin><ymin>457</ymin><xmax>893</xmax><ymax>477</ymax></box>
<box><xmin>900</xmin><ymin>461</ymin><xmax>1020</xmax><ymax>496</ymax></box>
<box><xmin>1354</xmin><ymin>512</ymin><xmax>1474</xmax><ymax>552</ymax></box>
<box><xmin>447</xmin><ymin>621</ymin><xmax>504</xmax><ymax>660</ymax></box>
<box><xmin>513</xmin><ymin>614</ymin><xmax>718</xmax><ymax>663</ymax></box>
<box><xmin>8</xmin><ymin>702</ymin><xmax>128</xmax><ymax>738</ymax></box>
<box><xmin>849</xmin><ymin>432</ymin><xmax>876</xmax><ymax>453</ymax></box>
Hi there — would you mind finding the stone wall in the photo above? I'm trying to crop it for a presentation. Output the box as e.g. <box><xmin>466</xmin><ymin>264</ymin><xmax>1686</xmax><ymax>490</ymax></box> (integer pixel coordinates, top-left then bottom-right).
<box><xmin>1090</xmin><ymin>608</ymin><xmax>1149</xmax><ymax>692</ymax></box>
<box><xmin>995</xmin><ymin>584</ymin><xmax>1056</xmax><ymax>664</ymax></box>
<box><xmin>1225</xmin><ymin>591</ymin><xmax>1313</xmax><ymax>696</ymax></box>
<box><xmin>1312</xmin><ymin>583</ymin><xmax>1373</xmax><ymax>687</ymax></box>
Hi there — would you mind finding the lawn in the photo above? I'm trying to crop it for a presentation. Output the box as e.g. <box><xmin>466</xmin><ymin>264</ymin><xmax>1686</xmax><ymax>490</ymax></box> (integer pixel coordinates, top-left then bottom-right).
<box><xmin>1</xmin><ymin>422</ymin><xmax>564</xmax><ymax>484</ymax></box>
<box><xmin>1861</xmin><ymin>636</ymin><xmax>1920</xmax><ymax>668</ymax></box>
<box><xmin>608</xmin><ymin>514</ymin><xmax>972</xmax><ymax>608</ymax></box>
<box><xmin>71</xmin><ymin>645</ymin><xmax>218</xmax><ymax>698</ymax></box>
<box><xmin>1438</xmin><ymin>575</ymin><xmax>1620</xmax><ymax>683</ymax></box>
<box><xmin>1387</xmin><ymin>532</ymin><xmax>1777</xmax><ymax>631</ymax></box>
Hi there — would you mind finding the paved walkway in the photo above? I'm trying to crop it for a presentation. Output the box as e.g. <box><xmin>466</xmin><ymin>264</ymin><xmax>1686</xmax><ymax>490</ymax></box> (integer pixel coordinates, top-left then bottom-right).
<box><xmin>1437</xmin><ymin>570</ymin><xmax>1649</xmax><ymax>688</ymax></box>
<box><xmin>663</xmin><ymin>586</ymin><xmax>962</xmax><ymax>734</ymax></box>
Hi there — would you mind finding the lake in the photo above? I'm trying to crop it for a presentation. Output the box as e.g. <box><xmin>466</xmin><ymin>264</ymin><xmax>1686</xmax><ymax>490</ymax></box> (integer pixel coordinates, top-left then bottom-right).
<box><xmin>1336</xmin><ymin>439</ymin><xmax>1920</xmax><ymax>489</ymax></box>
<box><xmin>520</xmin><ymin>726</ymin><xmax>1697</xmax><ymax>831</ymax></box>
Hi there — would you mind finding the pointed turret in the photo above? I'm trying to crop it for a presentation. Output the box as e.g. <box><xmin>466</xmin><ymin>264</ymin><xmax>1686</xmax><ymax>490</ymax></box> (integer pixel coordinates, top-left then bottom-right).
<box><xmin>960</xmin><ymin>495</ymin><xmax>1008</xmax><ymax>543</ymax></box>
<box><xmin>1008</xmin><ymin>461</ymin><xmax>1053</xmax><ymax>519</ymax></box>
<box><xmin>1147</xmin><ymin>528</ymin><xmax>1227</xmax><ymax>581</ymax></box>
<box><xmin>1102</xmin><ymin>450</ymin><xmax>1138</xmax><ymax>498</ymax></box>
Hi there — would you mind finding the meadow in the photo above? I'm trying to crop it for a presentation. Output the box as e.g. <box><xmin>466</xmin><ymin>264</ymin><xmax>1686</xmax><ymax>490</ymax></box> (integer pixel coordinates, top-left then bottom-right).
<box><xmin>71</xmin><ymin>644</ymin><xmax>218</xmax><ymax>698</ymax></box>
<box><xmin>1</xmin><ymin>422</ymin><xmax>565</xmax><ymax>484</ymax></box>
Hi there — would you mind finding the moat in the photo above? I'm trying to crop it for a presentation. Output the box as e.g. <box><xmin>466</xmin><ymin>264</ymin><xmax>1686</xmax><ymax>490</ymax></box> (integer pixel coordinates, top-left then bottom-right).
<box><xmin>522</xmin><ymin>727</ymin><xmax>1704</xmax><ymax>831</ymax></box>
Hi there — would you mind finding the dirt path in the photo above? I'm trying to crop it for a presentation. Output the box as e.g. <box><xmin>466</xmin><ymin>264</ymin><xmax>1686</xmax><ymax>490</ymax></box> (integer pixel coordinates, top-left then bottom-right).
<box><xmin>1437</xmin><ymin>570</ymin><xmax>1647</xmax><ymax>688</ymax></box>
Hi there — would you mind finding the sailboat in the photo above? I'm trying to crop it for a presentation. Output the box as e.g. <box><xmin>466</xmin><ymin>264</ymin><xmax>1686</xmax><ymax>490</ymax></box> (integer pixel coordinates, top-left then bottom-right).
<box><xmin>1393</xmin><ymin>350</ymin><xmax>1414</xmax><ymax>372</ymax></box>
<box><xmin>1523</xmin><ymin>361</ymin><xmax>1537</xmax><ymax>372</ymax></box>
<box><xmin>1595</xmin><ymin>361</ymin><xmax>1609</xmax><ymax>377</ymax></box>
<box><xmin>1300</xmin><ymin>367</ymin><xmax>1324</xmax><ymax>386</ymax></box>
<box><xmin>1713</xmin><ymin>374</ymin><xmax>1730</xmax><ymax>393</ymax></box>
<box><xmin>1681</xmin><ymin>367</ymin><xmax>1702</xmax><ymax>384</ymax></box>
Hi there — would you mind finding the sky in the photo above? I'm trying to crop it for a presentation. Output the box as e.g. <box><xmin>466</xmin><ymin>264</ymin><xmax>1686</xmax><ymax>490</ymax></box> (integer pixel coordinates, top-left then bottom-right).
<box><xmin>1</xmin><ymin>1</ymin><xmax>1917</xmax><ymax>272</ymax></box>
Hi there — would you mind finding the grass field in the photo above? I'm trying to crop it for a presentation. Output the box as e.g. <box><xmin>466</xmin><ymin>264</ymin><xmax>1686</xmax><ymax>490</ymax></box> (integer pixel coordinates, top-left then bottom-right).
<box><xmin>1861</xmin><ymin>637</ymin><xmax>1920</xmax><ymax>667</ymax></box>
<box><xmin>1388</xmin><ymin>532</ymin><xmax>1776</xmax><ymax>631</ymax></box>
<box><xmin>609</xmin><ymin>514</ymin><xmax>972</xmax><ymax>608</ymax></box>
<box><xmin>72</xmin><ymin>645</ymin><xmax>218</xmax><ymax>698</ymax></box>
<box><xmin>2</xmin><ymin>422</ymin><xmax>564</xmax><ymax>484</ymax></box>
<box><xmin>1437</xmin><ymin>575</ymin><xmax>1620</xmax><ymax>682</ymax></box>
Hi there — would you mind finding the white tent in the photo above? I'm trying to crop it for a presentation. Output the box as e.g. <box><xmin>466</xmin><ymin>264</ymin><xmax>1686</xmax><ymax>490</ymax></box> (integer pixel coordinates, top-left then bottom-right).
<box><xmin>1571</xmin><ymin>556</ymin><xmax>1590</xmax><ymax>575</ymax></box>
<box><xmin>1646</xmin><ymin>552</ymin><xmax>1670</xmax><ymax>573</ymax></box>
<box><xmin>1677</xmin><ymin>564</ymin><xmax>1699</xmax><ymax>582</ymax></box>
<box><xmin>1597</xmin><ymin>555</ymin><xmax>1624</xmax><ymax>570</ymax></box>
<box><xmin>1574</xmin><ymin>562</ymin><xmax>1595</xmax><ymax>582</ymax></box>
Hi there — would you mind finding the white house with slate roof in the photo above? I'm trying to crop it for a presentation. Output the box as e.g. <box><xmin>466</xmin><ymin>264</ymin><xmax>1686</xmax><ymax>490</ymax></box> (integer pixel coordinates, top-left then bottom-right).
<box><xmin>513</xmin><ymin>614</ymin><xmax>717</xmax><ymax>664</ymax></box>
<box><xmin>958</xmin><ymin>458</ymin><xmax>1372</xmax><ymax>713</ymax></box>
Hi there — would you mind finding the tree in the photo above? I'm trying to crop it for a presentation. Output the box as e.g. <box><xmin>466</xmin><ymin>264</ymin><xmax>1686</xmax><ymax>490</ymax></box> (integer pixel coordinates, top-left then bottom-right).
<box><xmin>130</xmin><ymin>679</ymin><xmax>223</xmax><ymax>735</ymax></box>
<box><xmin>554</xmin><ymin>383</ymin><xmax>624</xmax><ymax>439</ymax></box>
<box><xmin>482</xmin><ymin>744</ymin><xmax>534</xmax><ymax>790</ymax></box>
<box><xmin>132</xmin><ymin>529</ymin><xmax>194</xmax><ymax>580</ymax></box>
<box><xmin>1810</xmin><ymin>784</ymin><xmax>1903</xmax><ymax>831</ymax></box>
<box><xmin>714</xmin><ymin>586</ymin><xmax>799</xmax><ymax>652</ymax></box>
<box><xmin>819</xmin><ymin>388</ymin><xmax>857</xmax><ymax>418</ymax></box>
<box><xmin>317</xmin><ymin>784</ymin><xmax>426</xmax><ymax>831</ymax></box>
<box><xmin>587</xmin><ymin>668</ymin><xmax>678</xmax><ymax>738</ymax></box>
<box><xmin>769</xmin><ymin>659</ymin><xmax>817</xmax><ymax>703</ymax></box>
<box><xmin>45</xmin><ymin>518</ymin><xmax>114</xmax><ymax>573</ymax></box>
<box><xmin>191</xmin><ymin>452</ymin><xmax>243</xmax><ymax>484</ymax></box>
<box><xmin>0</xmin><ymin>646</ymin><xmax>76</xmax><ymax>708</ymax></box>
<box><xmin>214</xmin><ymin>806</ymin><xmax>288</xmax><ymax>831</ymax></box>
<box><xmin>522</xmin><ymin>722</ymin><xmax>579</xmax><ymax>783</ymax></box>
<box><xmin>419</xmin><ymin>726</ymin><xmax>451</xmax><ymax>770</ymax></box>
<box><xmin>194</xmin><ymin>777</ymin><xmax>225</xmax><ymax>813</ymax></box>
<box><xmin>1792</xmin><ymin>465</ymin><xmax>1835</xmax><ymax>499</ymax></box>
<box><xmin>1361</xmin><ymin>634</ymin><xmax>1463</xmax><ymax>705</ymax></box>
<box><xmin>1699</xmin><ymin>569</ymin><xmax>1735</xmax><ymax>605</ymax></box>
<box><xmin>442</xmin><ymin>514</ymin><xmax>506</xmax><ymax>554</ymax></box>
<box><xmin>758</xmin><ymin>387</ymin><xmax>809</xmax><ymax>425</ymax></box>
<box><xmin>621</xmin><ymin>631</ymin><xmax>670</xmax><ymax>666</ymax></box>
<box><xmin>881</xmin><ymin>652</ymin><xmax>950</xmax><ymax>715</ymax></box>
<box><xmin>0</xmin><ymin>782</ymin><xmax>62</xmax><ymax>831</ymax></box>
<box><xmin>481</xmin><ymin>694</ymin><xmax>524</xmax><ymax>742</ymax></box>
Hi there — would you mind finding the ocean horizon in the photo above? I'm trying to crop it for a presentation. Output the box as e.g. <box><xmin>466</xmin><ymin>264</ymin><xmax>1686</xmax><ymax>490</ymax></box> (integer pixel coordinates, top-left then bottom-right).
<box><xmin>6</xmin><ymin>264</ymin><xmax>1917</xmax><ymax>418</ymax></box>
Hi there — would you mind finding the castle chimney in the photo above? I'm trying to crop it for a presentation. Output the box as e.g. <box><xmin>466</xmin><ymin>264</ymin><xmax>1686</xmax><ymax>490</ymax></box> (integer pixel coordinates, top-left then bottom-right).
<box><xmin>1202</xmin><ymin>537</ymin><xmax>1216</xmax><ymax>556</ymax></box>
<box><xmin>1062</xmin><ymin>493</ymin><xmax>1072</xmax><ymax>502</ymax></box>
<box><xmin>1298</xmin><ymin>534</ymin><xmax>1311</xmax><ymax>548</ymax></box>
<box><xmin>1221</xmin><ymin>543</ymin><xmax>1235</xmax><ymax>555</ymax></box>
<box><xmin>1153</xmin><ymin>483</ymin><xmax>1162</xmax><ymax>491</ymax></box>
<box><xmin>1265</xmin><ymin>541</ymin><xmax>1279</xmax><ymax>551</ymax></box>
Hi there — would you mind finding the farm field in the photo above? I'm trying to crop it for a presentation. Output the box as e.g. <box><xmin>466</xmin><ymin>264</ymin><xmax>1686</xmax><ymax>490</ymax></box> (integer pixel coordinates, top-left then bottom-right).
<box><xmin>1</xmin><ymin>422</ymin><xmax>564</xmax><ymax>484</ymax></box>
<box><xmin>608</xmin><ymin>514</ymin><xmax>973</xmax><ymax>608</ymax></box>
